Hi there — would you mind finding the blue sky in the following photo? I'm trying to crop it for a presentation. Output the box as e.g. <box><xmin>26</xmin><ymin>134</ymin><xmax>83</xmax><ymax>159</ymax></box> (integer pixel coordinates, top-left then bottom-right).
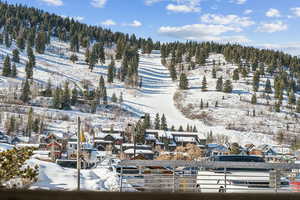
<box><xmin>5</xmin><ymin>0</ymin><xmax>300</xmax><ymax>55</ymax></box>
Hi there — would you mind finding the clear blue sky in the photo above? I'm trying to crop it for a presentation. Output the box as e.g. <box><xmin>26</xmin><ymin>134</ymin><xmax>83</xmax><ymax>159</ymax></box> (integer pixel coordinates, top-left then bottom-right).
<box><xmin>4</xmin><ymin>0</ymin><xmax>300</xmax><ymax>55</ymax></box>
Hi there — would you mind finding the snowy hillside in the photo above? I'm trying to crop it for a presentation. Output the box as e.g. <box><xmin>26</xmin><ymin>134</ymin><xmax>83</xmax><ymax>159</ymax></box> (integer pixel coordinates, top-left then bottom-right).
<box><xmin>0</xmin><ymin>37</ymin><xmax>295</xmax><ymax>146</ymax></box>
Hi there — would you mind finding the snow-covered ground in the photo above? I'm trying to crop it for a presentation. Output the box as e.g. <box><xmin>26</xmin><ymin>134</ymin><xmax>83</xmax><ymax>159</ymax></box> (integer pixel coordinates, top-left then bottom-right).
<box><xmin>0</xmin><ymin>39</ymin><xmax>296</xmax><ymax>147</ymax></box>
<box><xmin>28</xmin><ymin>159</ymin><xmax>119</xmax><ymax>191</ymax></box>
<box><xmin>0</xmin><ymin>142</ymin><xmax>13</xmax><ymax>152</ymax></box>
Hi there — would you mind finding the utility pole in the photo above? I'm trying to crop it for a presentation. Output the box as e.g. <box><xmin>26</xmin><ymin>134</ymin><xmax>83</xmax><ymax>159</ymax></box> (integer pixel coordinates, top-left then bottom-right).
<box><xmin>133</xmin><ymin>127</ymin><xmax>136</xmax><ymax>158</ymax></box>
<box><xmin>51</xmin><ymin>135</ymin><xmax>55</xmax><ymax>161</ymax></box>
<box><xmin>77</xmin><ymin>116</ymin><xmax>81</xmax><ymax>191</ymax></box>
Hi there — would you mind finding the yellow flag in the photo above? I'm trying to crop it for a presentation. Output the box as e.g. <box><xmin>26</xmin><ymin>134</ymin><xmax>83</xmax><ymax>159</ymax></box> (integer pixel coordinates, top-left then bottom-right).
<box><xmin>80</xmin><ymin>130</ymin><xmax>86</xmax><ymax>143</ymax></box>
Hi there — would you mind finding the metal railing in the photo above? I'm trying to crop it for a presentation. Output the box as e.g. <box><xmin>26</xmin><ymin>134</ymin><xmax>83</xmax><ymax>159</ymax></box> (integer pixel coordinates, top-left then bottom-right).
<box><xmin>118</xmin><ymin>160</ymin><xmax>300</xmax><ymax>193</ymax></box>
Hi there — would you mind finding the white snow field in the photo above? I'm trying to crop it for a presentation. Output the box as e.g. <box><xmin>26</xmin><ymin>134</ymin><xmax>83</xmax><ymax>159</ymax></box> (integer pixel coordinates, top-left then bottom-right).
<box><xmin>28</xmin><ymin>159</ymin><xmax>119</xmax><ymax>191</ymax></box>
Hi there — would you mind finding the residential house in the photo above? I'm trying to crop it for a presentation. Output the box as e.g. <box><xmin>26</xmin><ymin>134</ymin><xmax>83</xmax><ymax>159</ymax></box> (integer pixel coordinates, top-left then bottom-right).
<box><xmin>255</xmin><ymin>144</ymin><xmax>280</xmax><ymax>162</ymax></box>
<box><xmin>205</xmin><ymin>144</ymin><xmax>229</xmax><ymax>157</ymax></box>
<box><xmin>171</xmin><ymin>131</ymin><xmax>206</xmax><ymax>147</ymax></box>
<box><xmin>121</xmin><ymin>143</ymin><xmax>154</xmax><ymax>160</ymax></box>
<box><xmin>93</xmin><ymin>130</ymin><xmax>122</xmax><ymax>152</ymax></box>
<box><xmin>66</xmin><ymin>135</ymin><xmax>97</xmax><ymax>164</ymax></box>
<box><xmin>47</xmin><ymin>141</ymin><xmax>62</xmax><ymax>159</ymax></box>
<box><xmin>144</xmin><ymin>130</ymin><xmax>207</xmax><ymax>151</ymax></box>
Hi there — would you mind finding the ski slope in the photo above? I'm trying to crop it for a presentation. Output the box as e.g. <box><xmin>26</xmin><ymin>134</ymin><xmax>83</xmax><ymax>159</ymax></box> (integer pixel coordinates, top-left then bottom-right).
<box><xmin>120</xmin><ymin>53</ymin><xmax>275</xmax><ymax>146</ymax></box>
<box><xmin>123</xmin><ymin>53</ymin><xmax>197</xmax><ymax>126</ymax></box>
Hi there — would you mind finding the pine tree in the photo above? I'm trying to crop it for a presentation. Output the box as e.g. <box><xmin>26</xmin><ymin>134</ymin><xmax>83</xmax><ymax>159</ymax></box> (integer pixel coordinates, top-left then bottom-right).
<box><xmin>52</xmin><ymin>87</ymin><xmax>61</xmax><ymax>109</ymax></box>
<box><xmin>202</xmin><ymin>76</ymin><xmax>207</xmax><ymax>91</ymax></box>
<box><xmin>27</xmin><ymin>46</ymin><xmax>35</xmax><ymax>64</ymax></box>
<box><xmin>265</xmin><ymin>79</ymin><xmax>272</xmax><ymax>94</ymax></box>
<box><xmin>11</xmin><ymin>63</ymin><xmax>17</xmax><ymax>78</ymax></box>
<box><xmin>26</xmin><ymin>107</ymin><xmax>33</xmax><ymax>137</ymax></box>
<box><xmin>71</xmin><ymin>87</ymin><xmax>78</xmax><ymax>106</ymax></box>
<box><xmin>70</xmin><ymin>34</ymin><xmax>79</xmax><ymax>52</ymax></box>
<box><xmin>200</xmin><ymin>99</ymin><xmax>204</xmax><ymax>109</ymax></box>
<box><xmin>143</xmin><ymin>113</ymin><xmax>151</xmax><ymax>129</ymax></box>
<box><xmin>12</xmin><ymin>49</ymin><xmax>20</xmax><ymax>63</ymax></box>
<box><xmin>20</xmin><ymin>79</ymin><xmax>31</xmax><ymax>103</ymax></box>
<box><xmin>0</xmin><ymin>33</ymin><xmax>3</xmax><ymax>45</ymax></box>
<box><xmin>32</xmin><ymin>118</ymin><xmax>40</xmax><ymax>133</ymax></box>
<box><xmin>16</xmin><ymin>32</ymin><xmax>25</xmax><ymax>51</ymax></box>
<box><xmin>169</xmin><ymin>64</ymin><xmax>177</xmax><ymax>81</ymax></box>
<box><xmin>212</xmin><ymin>68</ymin><xmax>217</xmax><ymax>78</ymax></box>
<box><xmin>241</xmin><ymin>68</ymin><xmax>248</xmax><ymax>78</ymax></box>
<box><xmin>178</xmin><ymin>125</ymin><xmax>184</xmax><ymax>132</ymax></box>
<box><xmin>274</xmin><ymin>79</ymin><xmax>283</xmax><ymax>99</ymax></box>
<box><xmin>179</xmin><ymin>73</ymin><xmax>188</xmax><ymax>90</ymax></box>
<box><xmin>70</xmin><ymin>54</ymin><xmax>78</xmax><ymax>63</ymax></box>
<box><xmin>4</xmin><ymin>32</ymin><xmax>11</xmax><ymax>48</ymax></box>
<box><xmin>135</xmin><ymin>120</ymin><xmax>146</xmax><ymax>144</ymax></box>
<box><xmin>2</xmin><ymin>55</ymin><xmax>11</xmax><ymax>77</ymax></box>
<box><xmin>160</xmin><ymin>114</ymin><xmax>167</xmax><ymax>130</ymax></box>
<box><xmin>27</xmin><ymin>30</ymin><xmax>35</xmax><ymax>48</ymax></box>
<box><xmin>7</xmin><ymin>115</ymin><xmax>16</xmax><ymax>135</ymax></box>
<box><xmin>223</xmin><ymin>80</ymin><xmax>233</xmax><ymax>93</ymax></box>
<box><xmin>275</xmin><ymin>101</ymin><xmax>281</xmax><ymax>112</ymax></box>
<box><xmin>252</xmin><ymin>71</ymin><xmax>260</xmax><ymax>92</ymax></box>
<box><xmin>62</xmin><ymin>81</ymin><xmax>71</xmax><ymax>110</ymax></box>
<box><xmin>154</xmin><ymin>113</ymin><xmax>160</xmax><ymax>130</ymax></box>
<box><xmin>88</xmin><ymin>50</ymin><xmax>97</xmax><ymax>72</ymax></box>
<box><xmin>107</xmin><ymin>59</ymin><xmax>115</xmax><ymax>83</ymax></box>
<box><xmin>44</xmin><ymin>79</ymin><xmax>52</xmax><ymax>97</ymax></box>
<box><xmin>296</xmin><ymin>98</ymin><xmax>300</xmax><ymax>113</ymax></box>
<box><xmin>216</xmin><ymin>76</ymin><xmax>223</xmax><ymax>91</ymax></box>
<box><xmin>25</xmin><ymin>62</ymin><xmax>33</xmax><ymax>79</ymax></box>
<box><xmin>102</xmin><ymin>88</ymin><xmax>108</xmax><ymax>105</ymax></box>
<box><xmin>119</xmin><ymin>92</ymin><xmax>124</xmax><ymax>104</ymax></box>
<box><xmin>186</xmin><ymin>124</ymin><xmax>190</xmax><ymax>132</ymax></box>
<box><xmin>192</xmin><ymin>125</ymin><xmax>197</xmax><ymax>132</ymax></box>
<box><xmin>35</xmin><ymin>32</ymin><xmax>47</xmax><ymax>54</ymax></box>
<box><xmin>111</xmin><ymin>93</ymin><xmax>118</xmax><ymax>103</ymax></box>
<box><xmin>233</xmin><ymin>69</ymin><xmax>239</xmax><ymax>81</ymax></box>
<box><xmin>85</xmin><ymin>49</ymin><xmax>90</xmax><ymax>64</ymax></box>
<box><xmin>251</xmin><ymin>93</ymin><xmax>257</xmax><ymax>104</ymax></box>
<box><xmin>288</xmin><ymin>90</ymin><xmax>296</xmax><ymax>105</ymax></box>
<box><xmin>170</xmin><ymin>125</ymin><xmax>175</xmax><ymax>131</ymax></box>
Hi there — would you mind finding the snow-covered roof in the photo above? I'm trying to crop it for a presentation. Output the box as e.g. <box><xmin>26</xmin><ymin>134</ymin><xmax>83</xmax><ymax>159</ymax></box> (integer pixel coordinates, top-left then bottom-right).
<box><xmin>14</xmin><ymin>136</ymin><xmax>30</xmax><ymax>143</ymax></box>
<box><xmin>33</xmin><ymin>150</ymin><xmax>50</xmax><ymax>155</ymax></box>
<box><xmin>94</xmin><ymin>132</ymin><xmax>122</xmax><ymax>140</ymax></box>
<box><xmin>145</xmin><ymin>129</ymin><xmax>206</xmax><ymax>140</ymax></box>
<box><xmin>16</xmin><ymin>143</ymin><xmax>39</xmax><ymax>148</ymax></box>
<box><xmin>94</xmin><ymin>139</ymin><xmax>113</xmax><ymax>144</ymax></box>
<box><xmin>174</xmin><ymin>136</ymin><xmax>198</xmax><ymax>143</ymax></box>
<box><xmin>272</xmin><ymin>145</ymin><xmax>292</xmax><ymax>155</ymax></box>
<box><xmin>122</xmin><ymin>143</ymin><xmax>151</xmax><ymax>148</ymax></box>
<box><xmin>169</xmin><ymin>131</ymin><xmax>206</xmax><ymax>140</ymax></box>
<box><xmin>124</xmin><ymin>148</ymin><xmax>154</xmax><ymax>154</ymax></box>
<box><xmin>0</xmin><ymin>143</ymin><xmax>14</xmax><ymax>152</ymax></box>
<box><xmin>145</xmin><ymin>133</ymin><xmax>157</xmax><ymax>141</ymax></box>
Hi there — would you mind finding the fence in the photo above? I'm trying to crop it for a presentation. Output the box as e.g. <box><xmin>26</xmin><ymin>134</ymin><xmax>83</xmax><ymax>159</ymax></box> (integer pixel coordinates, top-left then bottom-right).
<box><xmin>119</xmin><ymin>160</ymin><xmax>300</xmax><ymax>193</ymax></box>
